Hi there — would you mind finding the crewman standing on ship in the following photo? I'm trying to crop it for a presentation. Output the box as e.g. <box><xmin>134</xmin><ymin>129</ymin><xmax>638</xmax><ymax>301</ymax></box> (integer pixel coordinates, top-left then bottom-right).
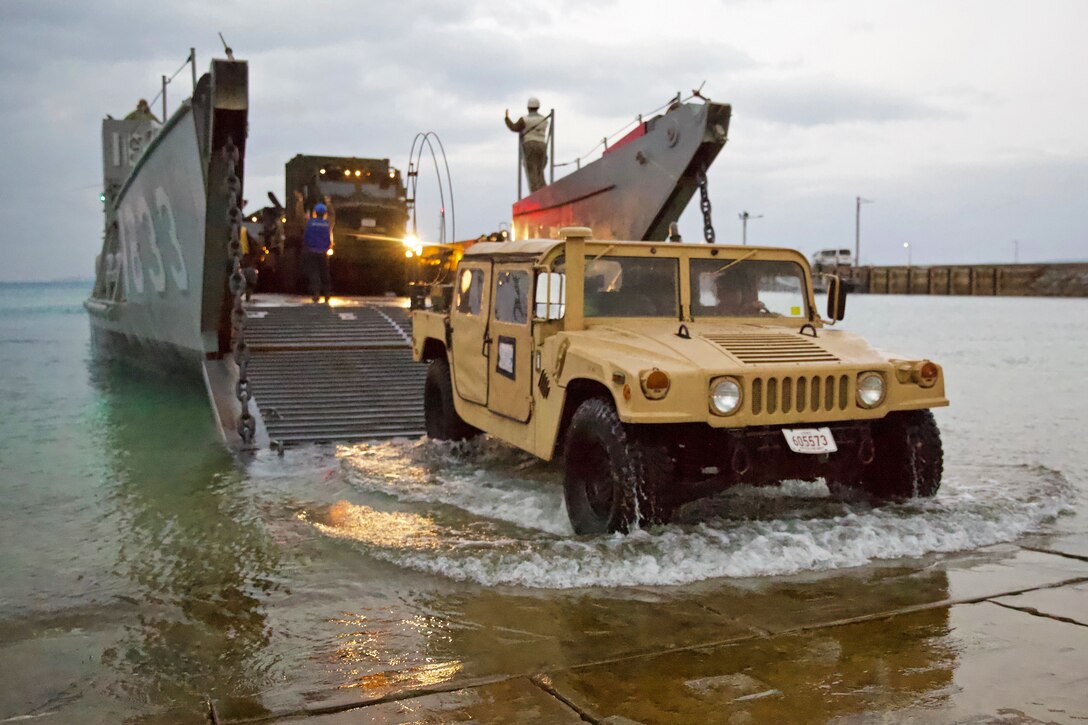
<box><xmin>303</xmin><ymin>203</ymin><xmax>333</xmax><ymax>303</ymax></box>
<box><xmin>505</xmin><ymin>97</ymin><xmax>550</xmax><ymax>193</ymax></box>
<box><xmin>124</xmin><ymin>98</ymin><xmax>159</xmax><ymax>123</ymax></box>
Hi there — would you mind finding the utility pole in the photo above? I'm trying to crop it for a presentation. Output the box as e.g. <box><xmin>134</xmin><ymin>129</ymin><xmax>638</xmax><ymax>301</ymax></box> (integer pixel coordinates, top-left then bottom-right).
<box><xmin>738</xmin><ymin>210</ymin><xmax>763</xmax><ymax>245</ymax></box>
<box><xmin>1013</xmin><ymin>239</ymin><xmax>1020</xmax><ymax>263</ymax></box>
<box><xmin>856</xmin><ymin>196</ymin><xmax>874</xmax><ymax>265</ymax></box>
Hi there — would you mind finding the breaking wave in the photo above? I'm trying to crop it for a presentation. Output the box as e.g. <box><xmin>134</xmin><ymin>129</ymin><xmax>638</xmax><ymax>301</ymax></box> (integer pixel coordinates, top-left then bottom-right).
<box><xmin>298</xmin><ymin>437</ymin><xmax>1076</xmax><ymax>590</ymax></box>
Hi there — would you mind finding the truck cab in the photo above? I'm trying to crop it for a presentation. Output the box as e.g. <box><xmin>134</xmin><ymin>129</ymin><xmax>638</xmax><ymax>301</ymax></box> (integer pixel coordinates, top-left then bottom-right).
<box><xmin>412</xmin><ymin>228</ymin><xmax>948</xmax><ymax>535</ymax></box>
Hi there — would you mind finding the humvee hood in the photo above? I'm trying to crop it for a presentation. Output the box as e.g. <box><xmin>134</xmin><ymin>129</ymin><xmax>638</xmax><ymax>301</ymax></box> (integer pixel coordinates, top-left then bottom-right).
<box><xmin>569</xmin><ymin>322</ymin><xmax>886</xmax><ymax>370</ymax></box>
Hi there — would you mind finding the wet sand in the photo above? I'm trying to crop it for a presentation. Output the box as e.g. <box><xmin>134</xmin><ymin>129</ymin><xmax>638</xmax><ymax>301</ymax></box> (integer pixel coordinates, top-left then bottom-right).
<box><xmin>199</xmin><ymin>533</ymin><xmax>1088</xmax><ymax>723</ymax></box>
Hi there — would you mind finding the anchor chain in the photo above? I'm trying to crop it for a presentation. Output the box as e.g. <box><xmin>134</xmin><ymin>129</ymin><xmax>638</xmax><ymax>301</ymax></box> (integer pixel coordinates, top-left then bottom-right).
<box><xmin>697</xmin><ymin>166</ymin><xmax>716</xmax><ymax>244</ymax></box>
<box><xmin>224</xmin><ymin>137</ymin><xmax>255</xmax><ymax>445</ymax></box>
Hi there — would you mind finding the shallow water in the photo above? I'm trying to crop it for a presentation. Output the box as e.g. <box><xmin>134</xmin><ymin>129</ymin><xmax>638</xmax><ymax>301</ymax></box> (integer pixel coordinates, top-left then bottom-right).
<box><xmin>0</xmin><ymin>283</ymin><xmax>1085</xmax><ymax>721</ymax></box>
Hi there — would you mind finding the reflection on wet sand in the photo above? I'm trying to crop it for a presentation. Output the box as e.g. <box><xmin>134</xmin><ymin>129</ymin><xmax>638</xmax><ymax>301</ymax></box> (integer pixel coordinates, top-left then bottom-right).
<box><xmin>549</xmin><ymin>599</ymin><xmax>956</xmax><ymax>724</ymax></box>
<box><xmin>90</xmin><ymin>362</ymin><xmax>282</xmax><ymax>721</ymax></box>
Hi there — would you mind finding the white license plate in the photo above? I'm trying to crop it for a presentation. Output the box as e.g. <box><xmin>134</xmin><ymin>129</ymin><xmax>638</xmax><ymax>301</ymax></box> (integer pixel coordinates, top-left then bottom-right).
<box><xmin>782</xmin><ymin>427</ymin><xmax>838</xmax><ymax>454</ymax></box>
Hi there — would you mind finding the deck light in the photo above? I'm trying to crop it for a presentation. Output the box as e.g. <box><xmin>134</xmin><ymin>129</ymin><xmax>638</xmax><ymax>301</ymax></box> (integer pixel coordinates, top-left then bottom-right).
<box><xmin>402</xmin><ymin>234</ymin><xmax>424</xmax><ymax>257</ymax></box>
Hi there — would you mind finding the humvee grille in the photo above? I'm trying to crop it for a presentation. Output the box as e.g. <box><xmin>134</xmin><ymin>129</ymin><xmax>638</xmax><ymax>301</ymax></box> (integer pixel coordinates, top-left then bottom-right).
<box><xmin>749</xmin><ymin>374</ymin><xmax>852</xmax><ymax>416</ymax></box>
<box><xmin>703</xmin><ymin>334</ymin><xmax>839</xmax><ymax>364</ymax></box>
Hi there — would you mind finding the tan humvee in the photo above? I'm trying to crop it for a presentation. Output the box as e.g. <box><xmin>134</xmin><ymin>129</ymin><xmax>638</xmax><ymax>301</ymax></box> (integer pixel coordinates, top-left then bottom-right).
<box><xmin>411</xmin><ymin>227</ymin><xmax>948</xmax><ymax>535</ymax></box>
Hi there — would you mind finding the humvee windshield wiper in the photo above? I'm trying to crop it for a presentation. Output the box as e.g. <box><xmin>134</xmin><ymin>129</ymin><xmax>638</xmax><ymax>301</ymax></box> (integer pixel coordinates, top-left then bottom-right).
<box><xmin>716</xmin><ymin>248</ymin><xmax>759</xmax><ymax>274</ymax></box>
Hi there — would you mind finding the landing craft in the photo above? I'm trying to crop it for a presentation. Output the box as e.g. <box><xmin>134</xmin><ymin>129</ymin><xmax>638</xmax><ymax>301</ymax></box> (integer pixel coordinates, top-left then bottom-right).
<box><xmin>513</xmin><ymin>97</ymin><xmax>732</xmax><ymax>242</ymax></box>
<box><xmin>85</xmin><ymin>55</ymin><xmax>248</xmax><ymax>381</ymax></box>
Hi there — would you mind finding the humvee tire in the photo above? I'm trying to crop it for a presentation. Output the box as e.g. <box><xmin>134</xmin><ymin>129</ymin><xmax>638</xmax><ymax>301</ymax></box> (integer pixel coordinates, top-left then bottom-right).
<box><xmin>563</xmin><ymin>397</ymin><xmax>673</xmax><ymax>534</ymax></box>
<box><xmin>424</xmin><ymin>358</ymin><xmax>479</xmax><ymax>441</ymax></box>
<box><xmin>865</xmin><ymin>410</ymin><xmax>943</xmax><ymax>501</ymax></box>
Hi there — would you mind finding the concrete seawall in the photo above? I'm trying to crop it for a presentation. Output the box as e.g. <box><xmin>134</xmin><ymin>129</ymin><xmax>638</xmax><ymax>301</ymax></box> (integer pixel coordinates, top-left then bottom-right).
<box><xmin>832</xmin><ymin>263</ymin><xmax>1088</xmax><ymax>297</ymax></box>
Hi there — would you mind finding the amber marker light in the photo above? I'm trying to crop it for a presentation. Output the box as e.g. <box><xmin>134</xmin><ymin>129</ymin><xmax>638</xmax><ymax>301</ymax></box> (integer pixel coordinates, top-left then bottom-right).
<box><xmin>343</xmin><ymin>169</ymin><xmax>351</xmax><ymax>177</ymax></box>
<box><xmin>640</xmin><ymin>368</ymin><xmax>671</xmax><ymax>400</ymax></box>
<box><xmin>916</xmin><ymin>361</ymin><xmax>939</xmax><ymax>388</ymax></box>
<box><xmin>354</xmin><ymin>170</ymin><xmax>362</xmax><ymax>177</ymax></box>
<box><xmin>326</xmin><ymin>247</ymin><xmax>334</xmax><ymax>256</ymax></box>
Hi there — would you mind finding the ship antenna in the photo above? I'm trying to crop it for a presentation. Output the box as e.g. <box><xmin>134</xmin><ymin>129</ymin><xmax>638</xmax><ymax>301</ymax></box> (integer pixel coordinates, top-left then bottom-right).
<box><xmin>218</xmin><ymin>32</ymin><xmax>235</xmax><ymax>61</ymax></box>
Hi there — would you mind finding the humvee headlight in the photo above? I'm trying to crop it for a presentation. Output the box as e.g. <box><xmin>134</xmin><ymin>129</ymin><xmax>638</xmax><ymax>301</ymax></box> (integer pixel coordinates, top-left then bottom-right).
<box><xmin>640</xmin><ymin>368</ymin><xmax>670</xmax><ymax>400</ymax></box>
<box><xmin>856</xmin><ymin>372</ymin><xmax>886</xmax><ymax>408</ymax></box>
<box><xmin>710</xmin><ymin>377</ymin><xmax>742</xmax><ymax>416</ymax></box>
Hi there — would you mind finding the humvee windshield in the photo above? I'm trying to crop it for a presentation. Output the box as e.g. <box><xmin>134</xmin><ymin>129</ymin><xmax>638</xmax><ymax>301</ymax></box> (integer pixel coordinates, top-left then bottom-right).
<box><xmin>690</xmin><ymin>258</ymin><xmax>808</xmax><ymax>319</ymax></box>
<box><xmin>584</xmin><ymin>256</ymin><xmax>679</xmax><ymax>317</ymax></box>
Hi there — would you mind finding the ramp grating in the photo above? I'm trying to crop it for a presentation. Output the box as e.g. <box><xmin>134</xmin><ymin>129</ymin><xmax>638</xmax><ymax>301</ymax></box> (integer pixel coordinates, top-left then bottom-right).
<box><xmin>243</xmin><ymin>303</ymin><xmax>427</xmax><ymax>445</ymax></box>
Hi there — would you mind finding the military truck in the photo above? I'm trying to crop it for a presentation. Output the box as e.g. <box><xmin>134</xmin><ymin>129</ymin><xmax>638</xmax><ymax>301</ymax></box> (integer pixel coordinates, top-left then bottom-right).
<box><xmin>284</xmin><ymin>154</ymin><xmax>409</xmax><ymax>294</ymax></box>
<box><xmin>411</xmin><ymin>228</ymin><xmax>948</xmax><ymax>535</ymax></box>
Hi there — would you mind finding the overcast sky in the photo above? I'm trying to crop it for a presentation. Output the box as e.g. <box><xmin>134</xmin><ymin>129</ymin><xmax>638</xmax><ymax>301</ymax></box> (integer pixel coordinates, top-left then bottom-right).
<box><xmin>1</xmin><ymin>0</ymin><xmax>1085</xmax><ymax>281</ymax></box>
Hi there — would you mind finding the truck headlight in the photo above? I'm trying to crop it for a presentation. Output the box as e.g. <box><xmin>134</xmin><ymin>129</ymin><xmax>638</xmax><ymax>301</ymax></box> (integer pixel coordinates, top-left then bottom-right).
<box><xmin>856</xmin><ymin>372</ymin><xmax>885</xmax><ymax>408</ymax></box>
<box><xmin>710</xmin><ymin>377</ymin><xmax>742</xmax><ymax>416</ymax></box>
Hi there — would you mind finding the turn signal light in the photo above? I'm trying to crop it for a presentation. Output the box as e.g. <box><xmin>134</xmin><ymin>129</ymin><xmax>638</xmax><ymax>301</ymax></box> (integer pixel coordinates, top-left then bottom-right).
<box><xmin>640</xmin><ymin>368</ymin><xmax>671</xmax><ymax>400</ymax></box>
<box><xmin>915</xmin><ymin>361</ymin><xmax>939</xmax><ymax>388</ymax></box>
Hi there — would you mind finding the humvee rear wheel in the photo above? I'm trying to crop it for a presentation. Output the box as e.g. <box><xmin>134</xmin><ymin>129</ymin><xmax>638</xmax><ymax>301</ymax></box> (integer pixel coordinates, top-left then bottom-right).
<box><xmin>865</xmin><ymin>410</ymin><xmax>943</xmax><ymax>501</ymax></box>
<box><xmin>424</xmin><ymin>357</ymin><xmax>479</xmax><ymax>441</ymax></box>
<box><xmin>563</xmin><ymin>398</ymin><xmax>672</xmax><ymax>535</ymax></box>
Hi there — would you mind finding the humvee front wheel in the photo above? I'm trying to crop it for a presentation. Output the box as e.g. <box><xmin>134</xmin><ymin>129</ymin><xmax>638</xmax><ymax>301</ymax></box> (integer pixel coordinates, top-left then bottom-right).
<box><xmin>563</xmin><ymin>398</ymin><xmax>672</xmax><ymax>535</ymax></box>
<box><xmin>865</xmin><ymin>410</ymin><xmax>943</xmax><ymax>501</ymax></box>
<box><xmin>424</xmin><ymin>357</ymin><xmax>479</xmax><ymax>441</ymax></box>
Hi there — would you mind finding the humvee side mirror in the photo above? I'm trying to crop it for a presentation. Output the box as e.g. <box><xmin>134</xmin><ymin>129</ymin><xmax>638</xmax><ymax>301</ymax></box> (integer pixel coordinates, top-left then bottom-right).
<box><xmin>535</xmin><ymin>271</ymin><xmax>566</xmax><ymax>320</ymax></box>
<box><xmin>826</xmin><ymin>275</ymin><xmax>847</xmax><ymax>321</ymax></box>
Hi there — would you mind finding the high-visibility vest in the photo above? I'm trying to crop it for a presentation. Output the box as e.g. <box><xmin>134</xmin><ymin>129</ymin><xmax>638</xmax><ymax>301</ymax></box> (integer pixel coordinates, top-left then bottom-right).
<box><xmin>521</xmin><ymin>111</ymin><xmax>549</xmax><ymax>144</ymax></box>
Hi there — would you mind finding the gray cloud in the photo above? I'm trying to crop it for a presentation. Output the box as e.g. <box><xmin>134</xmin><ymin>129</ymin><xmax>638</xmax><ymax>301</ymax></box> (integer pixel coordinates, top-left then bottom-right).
<box><xmin>732</xmin><ymin>75</ymin><xmax>952</xmax><ymax>126</ymax></box>
<box><xmin>0</xmin><ymin>1</ymin><xmax>1083</xmax><ymax>281</ymax></box>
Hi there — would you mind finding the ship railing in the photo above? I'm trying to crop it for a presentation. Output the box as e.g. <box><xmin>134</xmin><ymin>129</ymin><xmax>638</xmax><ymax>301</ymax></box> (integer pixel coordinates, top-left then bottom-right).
<box><xmin>528</xmin><ymin>88</ymin><xmax>708</xmax><ymax>193</ymax></box>
<box><xmin>147</xmin><ymin>48</ymin><xmax>198</xmax><ymax>123</ymax></box>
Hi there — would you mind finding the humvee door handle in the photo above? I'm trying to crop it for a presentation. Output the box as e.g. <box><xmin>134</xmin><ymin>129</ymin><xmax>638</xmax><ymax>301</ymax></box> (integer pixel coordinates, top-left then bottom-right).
<box><xmin>482</xmin><ymin>332</ymin><xmax>492</xmax><ymax>356</ymax></box>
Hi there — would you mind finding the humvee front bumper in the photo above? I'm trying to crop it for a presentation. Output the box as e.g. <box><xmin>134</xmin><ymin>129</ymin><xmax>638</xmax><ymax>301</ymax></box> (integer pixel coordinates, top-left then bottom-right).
<box><xmin>668</xmin><ymin>420</ymin><xmax>877</xmax><ymax>487</ymax></box>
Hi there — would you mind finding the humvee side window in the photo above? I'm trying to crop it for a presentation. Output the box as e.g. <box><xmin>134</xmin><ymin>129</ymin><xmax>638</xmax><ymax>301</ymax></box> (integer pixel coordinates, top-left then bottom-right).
<box><xmin>584</xmin><ymin>256</ymin><xmax>679</xmax><ymax>317</ymax></box>
<box><xmin>494</xmin><ymin>270</ymin><xmax>529</xmax><ymax>324</ymax></box>
<box><xmin>690</xmin><ymin>259</ymin><xmax>807</xmax><ymax>318</ymax></box>
<box><xmin>534</xmin><ymin>272</ymin><xmax>565</xmax><ymax>320</ymax></box>
<box><xmin>455</xmin><ymin>267</ymin><xmax>485</xmax><ymax>315</ymax></box>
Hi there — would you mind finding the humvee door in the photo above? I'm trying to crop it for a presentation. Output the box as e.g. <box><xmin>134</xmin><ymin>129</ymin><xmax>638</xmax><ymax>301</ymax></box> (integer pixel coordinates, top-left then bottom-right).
<box><xmin>451</xmin><ymin>262</ymin><xmax>491</xmax><ymax>405</ymax></box>
<box><xmin>487</xmin><ymin>264</ymin><xmax>533</xmax><ymax>422</ymax></box>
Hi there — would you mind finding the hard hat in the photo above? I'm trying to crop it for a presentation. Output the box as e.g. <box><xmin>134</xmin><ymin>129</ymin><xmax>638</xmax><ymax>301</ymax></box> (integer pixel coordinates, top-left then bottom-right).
<box><xmin>527</xmin><ymin>97</ymin><xmax>540</xmax><ymax>110</ymax></box>
<box><xmin>314</xmin><ymin>203</ymin><xmax>327</xmax><ymax>215</ymax></box>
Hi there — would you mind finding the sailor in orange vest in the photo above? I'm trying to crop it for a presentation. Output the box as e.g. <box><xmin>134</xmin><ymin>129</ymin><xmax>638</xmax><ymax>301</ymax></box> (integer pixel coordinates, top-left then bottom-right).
<box><xmin>505</xmin><ymin>97</ymin><xmax>549</xmax><ymax>193</ymax></box>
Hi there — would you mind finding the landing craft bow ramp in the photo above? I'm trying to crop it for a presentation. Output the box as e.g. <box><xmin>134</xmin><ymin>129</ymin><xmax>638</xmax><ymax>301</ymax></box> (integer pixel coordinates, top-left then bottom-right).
<box><xmin>238</xmin><ymin>300</ymin><xmax>426</xmax><ymax>446</ymax></box>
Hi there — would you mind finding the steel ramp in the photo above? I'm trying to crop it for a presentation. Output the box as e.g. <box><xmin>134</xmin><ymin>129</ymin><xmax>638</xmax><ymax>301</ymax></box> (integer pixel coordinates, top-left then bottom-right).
<box><xmin>244</xmin><ymin>303</ymin><xmax>426</xmax><ymax>445</ymax></box>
